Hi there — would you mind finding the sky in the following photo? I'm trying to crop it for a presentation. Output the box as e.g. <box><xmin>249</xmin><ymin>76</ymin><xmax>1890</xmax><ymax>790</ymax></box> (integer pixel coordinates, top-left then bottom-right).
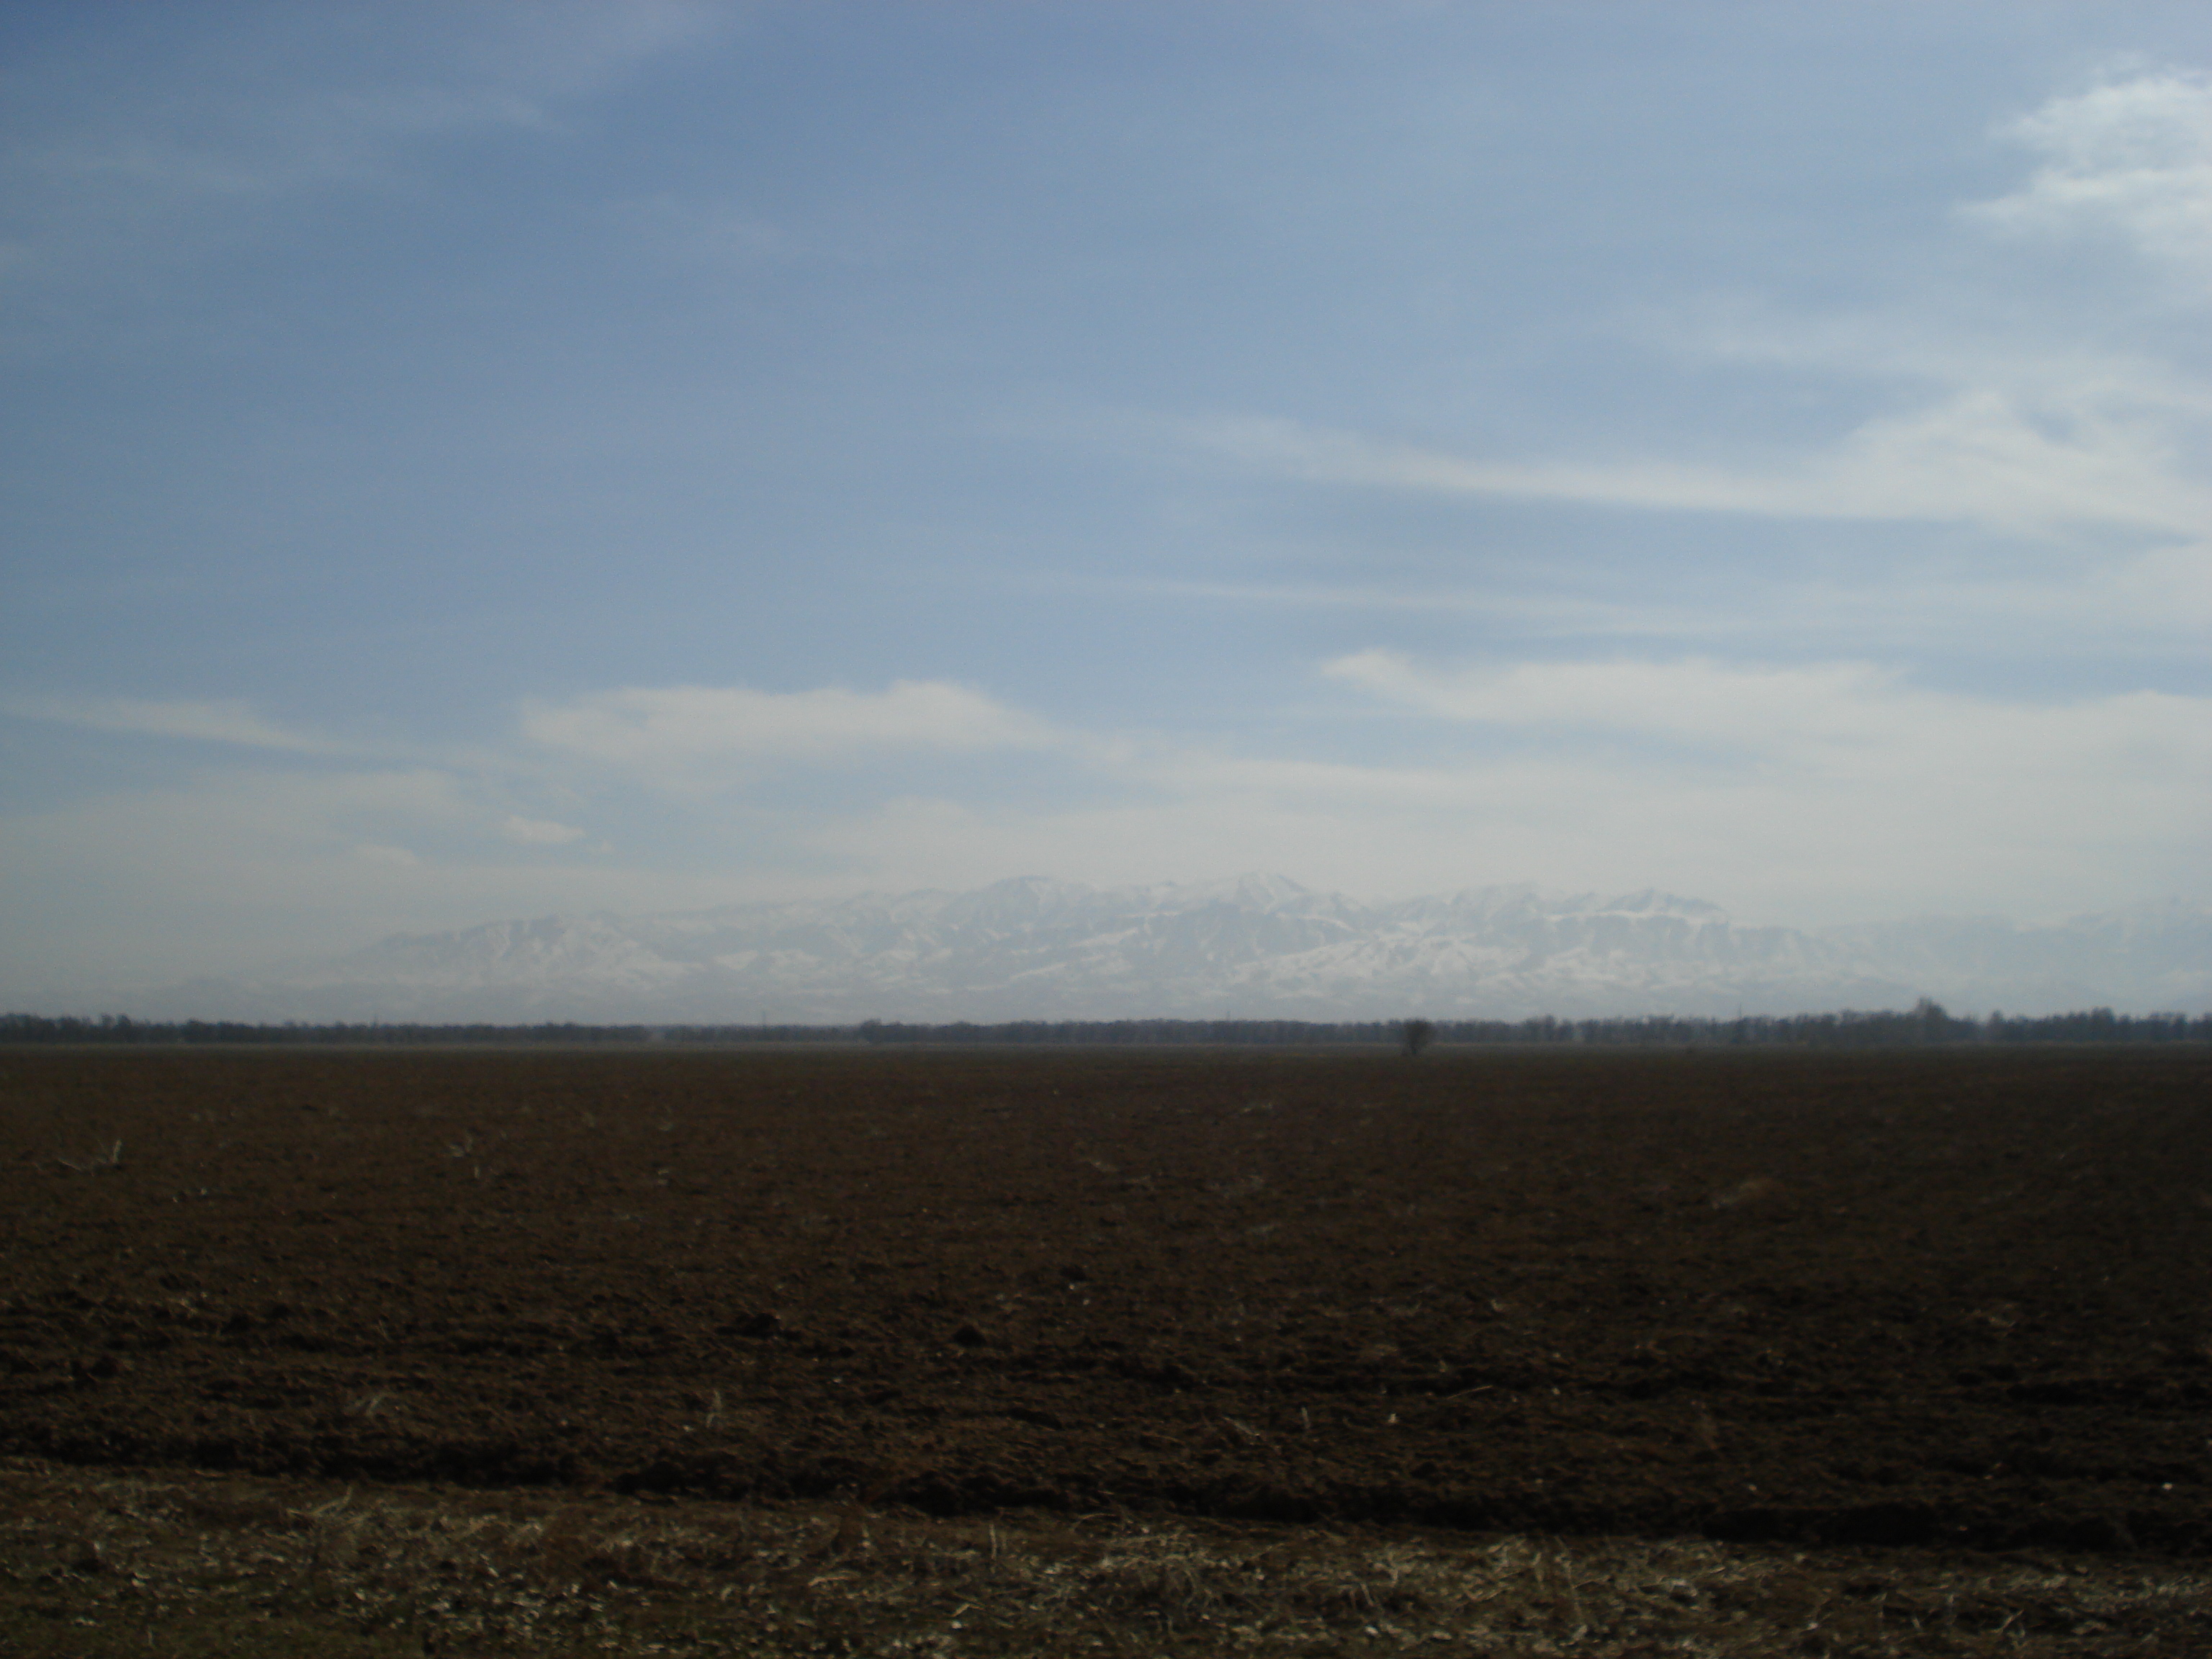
<box><xmin>4</xmin><ymin>1</ymin><xmax>2210</xmax><ymax>1002</ymax></box>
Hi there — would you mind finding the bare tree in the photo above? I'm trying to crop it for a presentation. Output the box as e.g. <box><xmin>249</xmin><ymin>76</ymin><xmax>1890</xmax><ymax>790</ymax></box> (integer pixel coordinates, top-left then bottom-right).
<box><xmin>1401</xmin><ymin>1018</ymin><xmax>1435</xmax><ymax>1058</ymax></box>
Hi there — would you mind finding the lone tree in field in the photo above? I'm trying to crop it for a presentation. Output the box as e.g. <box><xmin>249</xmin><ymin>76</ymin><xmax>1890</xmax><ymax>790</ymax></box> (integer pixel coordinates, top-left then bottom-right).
<box><xmin>1401</xmin><ymin>1018</ymin><xmax>1435</xmax><ymax>1058</ymax></box>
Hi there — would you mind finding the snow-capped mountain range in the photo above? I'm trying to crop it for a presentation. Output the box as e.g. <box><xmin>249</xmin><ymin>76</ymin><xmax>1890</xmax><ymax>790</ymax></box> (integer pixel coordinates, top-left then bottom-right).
<box><xmin>100</xmin><ymin>876</ymin><xmax>2212</xmax><ymax>1022</ymax></box>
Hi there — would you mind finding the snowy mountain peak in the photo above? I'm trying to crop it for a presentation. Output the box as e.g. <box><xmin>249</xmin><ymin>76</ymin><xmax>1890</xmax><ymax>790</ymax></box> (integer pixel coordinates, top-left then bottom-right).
<box><xmin>940</xmin><ymin>876</ymin><xmax>1099</xmax><ymax>930</ymax></box>
<box><xmin>1595</xmin><ymin>890</ymin><xmax>1732</xmax><ymax>923</ymax></box>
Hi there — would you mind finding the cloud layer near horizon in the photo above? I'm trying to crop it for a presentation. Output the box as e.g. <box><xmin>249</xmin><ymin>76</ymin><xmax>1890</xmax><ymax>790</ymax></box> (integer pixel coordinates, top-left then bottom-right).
<box><xmin>6</xmin><ymin>655</ymin><xmax>2206</xmax><ymax>996</ymax></box>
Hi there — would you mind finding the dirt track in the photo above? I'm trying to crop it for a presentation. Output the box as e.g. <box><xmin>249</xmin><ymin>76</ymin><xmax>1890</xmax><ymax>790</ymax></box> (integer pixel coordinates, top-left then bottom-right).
<box><xmin>4</xmin><ymin>1047</ymin><xmax>2208</xmax><ymax>1555</ymax></box>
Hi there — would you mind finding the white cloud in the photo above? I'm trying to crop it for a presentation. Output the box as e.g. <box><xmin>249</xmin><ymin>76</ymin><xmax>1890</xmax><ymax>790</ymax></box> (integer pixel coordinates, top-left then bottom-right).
<box><xmin>1323</xmin><ymin>648</ymin><xmax>2212</xmax><ymax>773</ymax></box>
<box><xmin>1112</xmin><ymin>539</ymin><xmax>2212</xmax><ymax>651</ymax></box>
<box><xmin>1323</xmin><ymin>652</ymin><xmax>1903</xmax><ymax>747</ymax></box>
<box><xmin>1969</xmin><ymin>66</ymin><xmax>2212</xmax><ymax>276</ymax></box>
<box><xmin>799</xmin><ymin>655</ymin><xmax>2209</xmax><ymax>925</ymax></box>
<box><xmin>521</xmin><ymin>681</ymin><xmax>1054</xmax><ymax>775</ymax></box>
<box><xmin>4</xmin><ymin>694</ymin><xmax>331</xmax><ymax>752</ymax></box>
<box><xmin>501</xmin><ymin>814</ymin><xmax>588</xmax><ymax>846</ymax></box>
<box><xmin>99</xmin><ymin>3</ymin><xmax>724</xmax><ymax>197</ymax></box>
<box><xmin>1191</xmin><ymin>400</ymin><xmax>2212</xmax><ymax>539</ymax></box>
<box><xmin>2110</xmin><ymin>539</ymin><xmax>2212</xmax><ymax>626</ymax></box>
<box><xmin>1308</xmin><ymin>653</ymin><xmax>2212</xmax><ymax>907</ymax></box>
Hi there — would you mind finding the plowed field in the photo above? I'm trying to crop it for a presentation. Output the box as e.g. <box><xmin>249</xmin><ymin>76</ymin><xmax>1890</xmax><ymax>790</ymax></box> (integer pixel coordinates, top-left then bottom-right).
<box><xmin>4</xmin><ymin>1047</ymin><xmax>2208</xmax><ymax>1556</ymax></box>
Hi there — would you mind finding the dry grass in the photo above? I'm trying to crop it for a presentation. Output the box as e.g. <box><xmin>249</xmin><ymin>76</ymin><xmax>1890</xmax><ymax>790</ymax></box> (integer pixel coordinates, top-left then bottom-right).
<box><xmin>49</xmin><ymin>1136</ymin><xmax>124</xmax><ymax>1174</ymax></box>
<box><xmin>5</xmin><ymin>1458</ymin><xmax>2210</xmax><ymax>1656</ymax></box>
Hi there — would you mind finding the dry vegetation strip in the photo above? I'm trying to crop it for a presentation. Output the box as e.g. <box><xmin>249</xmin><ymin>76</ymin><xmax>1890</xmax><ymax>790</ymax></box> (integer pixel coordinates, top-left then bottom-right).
<box><xmin>7</xmin><ymin>1459</ymin><xmax>2212</xmax><ymax>1657</ymax></box>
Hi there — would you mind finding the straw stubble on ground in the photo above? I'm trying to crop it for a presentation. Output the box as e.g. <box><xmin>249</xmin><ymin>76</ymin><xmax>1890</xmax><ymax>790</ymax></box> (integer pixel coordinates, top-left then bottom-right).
<box><xmin>3</xmin><ymin>1045</ymin><xmax>2211</xmax><ymax>1652</ymax></box>
<box><xmin>7</xmin><ymin>1457</ymin><xmax>2212</xmax><ymax>1655</ymax></box>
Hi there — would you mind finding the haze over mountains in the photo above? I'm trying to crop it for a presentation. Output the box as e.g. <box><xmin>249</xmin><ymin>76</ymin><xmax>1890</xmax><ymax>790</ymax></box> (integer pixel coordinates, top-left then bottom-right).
<box><xmin>96</xmin><ymin>876</ymin><xmax>2212</xmax><ymax>1025</ymax></box>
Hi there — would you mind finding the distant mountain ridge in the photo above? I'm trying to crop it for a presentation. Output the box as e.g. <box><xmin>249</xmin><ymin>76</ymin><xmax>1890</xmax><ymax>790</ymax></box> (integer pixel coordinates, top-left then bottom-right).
<box><xmin>99</xmin><ymin>876</ymin><xmax>2212</xmax><ymax>1022</ymax></box>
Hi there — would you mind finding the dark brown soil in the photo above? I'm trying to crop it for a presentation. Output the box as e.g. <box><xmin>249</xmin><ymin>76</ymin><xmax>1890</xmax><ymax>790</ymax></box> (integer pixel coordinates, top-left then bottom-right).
<box><xmin>4</xmin><ymin>1047</ymin><xmax>2208</xmax><ymax>1556</ymax></box>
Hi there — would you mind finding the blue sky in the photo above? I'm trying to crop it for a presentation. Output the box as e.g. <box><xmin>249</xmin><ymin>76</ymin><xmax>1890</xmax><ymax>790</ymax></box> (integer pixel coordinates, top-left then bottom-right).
<box><xmin>4</xmin><ymin>1</ymin><xmax>2209</xmax><ymax>999</ymax></box>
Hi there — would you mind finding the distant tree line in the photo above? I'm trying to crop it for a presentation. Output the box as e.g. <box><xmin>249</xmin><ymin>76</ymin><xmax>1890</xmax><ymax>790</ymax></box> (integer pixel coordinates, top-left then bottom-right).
<box><xmin>0</xmin><ymin>1015</ymin><xmax>833</xmax><ymax>1046</ymax></box>
<box><xmin>857</xmin><ymin>1004</ymin><xmax>2210</xmax><ymax>1046</ymax></box>
<box><xmin>3</xmin><ymin>1002</ymin><xmax>2206</xmax><ymax>1047</ymax></box>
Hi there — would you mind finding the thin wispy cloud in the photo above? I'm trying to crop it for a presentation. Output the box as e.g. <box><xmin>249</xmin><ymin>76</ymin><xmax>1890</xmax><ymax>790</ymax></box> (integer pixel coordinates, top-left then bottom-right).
<box><xmin>1321</xmin><ymin>649</ymin><xmax>2212</xmax><ymax>777</ymax></box>
<box><xmin>521</xmin><ymin>683</ymin><xmax>1056</xmax><ymax>778</ymax></box>
<box><xmin>0</xmin><ymin>1</ymin><xmax>728</xmax><ymax>300</ymax></box>
<box><xmin>1192</xmin><ymin>63</ymin><xmax>2212</xmax><ymax>547</ymax></box>
<box><xmin>500</xmin><ymin>814</ymin><xmax>588</xmax><ymax>847</ymax></box>
<box><xmin>1191</xmin><ymin>384</ymin><xmax>2209</xmax><ymax>539</ymax></box>
<box><xmin>5</xmin><ymin>695</ymin><xmax>333</xmax><ymax>753</ymax></box>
